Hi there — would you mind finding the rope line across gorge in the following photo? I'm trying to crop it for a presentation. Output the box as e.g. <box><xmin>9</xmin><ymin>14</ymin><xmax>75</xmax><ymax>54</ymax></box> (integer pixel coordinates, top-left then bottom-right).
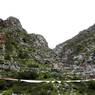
<box><xmin>0</xmin><ymin>77</ymin><xmax>95</xmax><ymax>83</ymax></box>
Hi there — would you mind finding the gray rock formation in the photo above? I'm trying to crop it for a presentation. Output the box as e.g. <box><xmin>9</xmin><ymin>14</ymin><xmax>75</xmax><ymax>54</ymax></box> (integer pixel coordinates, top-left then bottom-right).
<box><xmin>0</xmin><ymin>17</ymin><xmax>61</xmax><ymax>73</ymax></box>
<box><xmin>54</xmin><ymin>24</ymin><xmax>95</xmax><ymax>65</ymax></box>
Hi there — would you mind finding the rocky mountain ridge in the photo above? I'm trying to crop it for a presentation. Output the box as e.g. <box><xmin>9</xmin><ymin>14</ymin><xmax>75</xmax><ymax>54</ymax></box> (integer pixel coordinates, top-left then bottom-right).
<box><xmin>0</xmin><ymin>17</ymin><xmax>61</xmax><ymax>75</ymax></box>
<box><xmin>54</xmin><ymin>24</ymin><xmax>95</xmax><ymax>66</ymax></box>
<box><xmin>1</xmin><ymin>16</ymin><xmax>95</xmax><ymax>78</ymax></box>
<box><xmin>0</xmin><ymin>17</ymin><xmax>95</xmax><ymax>95</ymax></box>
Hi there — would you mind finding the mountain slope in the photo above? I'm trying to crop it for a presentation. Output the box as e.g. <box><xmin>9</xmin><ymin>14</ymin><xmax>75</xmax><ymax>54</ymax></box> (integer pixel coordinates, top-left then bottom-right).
<box><xmin>54</xmin><ymin>24</ymin><xmax>95</xmax><ymax>65</ymax></box>
<box><xmin>0</xmin><ymin>17</ymin><xmax>61</xmax><ymax>78</ymax></box>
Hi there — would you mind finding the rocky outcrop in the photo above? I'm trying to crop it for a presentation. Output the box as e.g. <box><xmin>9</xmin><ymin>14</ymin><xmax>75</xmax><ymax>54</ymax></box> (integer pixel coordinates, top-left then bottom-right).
<box><xmin>54</xmin><ymin>24</ymin><xmax>95</xmax><ymax>65</ymax></box>
<box><xmin>0</xmin><ymin>16</ymin><xmax>22</xmax><ymax>28</ymax></box>
<box><xmin>0</xmin><ymin>17</ymin><xmax>61</xmax><ymax>73</ymax></box>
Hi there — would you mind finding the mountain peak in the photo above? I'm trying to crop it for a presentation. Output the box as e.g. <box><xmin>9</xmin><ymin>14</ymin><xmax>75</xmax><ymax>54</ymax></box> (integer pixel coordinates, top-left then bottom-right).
<box><xmin>6</xmin><ymin>16</ymin><xmax>22</xmax><ymax>27</ymax></box>
<box><xmin>0</xmin><ymin>16</ymin><xmax>22</xmax><ymax>28</ymax></box>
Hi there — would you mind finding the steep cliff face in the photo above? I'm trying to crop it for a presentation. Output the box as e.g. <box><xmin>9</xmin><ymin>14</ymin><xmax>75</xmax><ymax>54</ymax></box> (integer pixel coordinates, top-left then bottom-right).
<box><xmin>54</xmin><ymin>24</ymin><xmax>95</xmax><ymax>65</ymax></box>
<box><xmin>0</xmin><ymin>17</ymin><xmax>60</xmax><ymax>73</ymax></box>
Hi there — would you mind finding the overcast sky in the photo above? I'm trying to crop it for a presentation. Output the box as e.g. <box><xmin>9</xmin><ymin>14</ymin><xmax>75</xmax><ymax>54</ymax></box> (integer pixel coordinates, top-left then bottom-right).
<box><xmin>0</xmin><ymin>0</ymin><xmax>95</xmax><ymax>48</ymax></box>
